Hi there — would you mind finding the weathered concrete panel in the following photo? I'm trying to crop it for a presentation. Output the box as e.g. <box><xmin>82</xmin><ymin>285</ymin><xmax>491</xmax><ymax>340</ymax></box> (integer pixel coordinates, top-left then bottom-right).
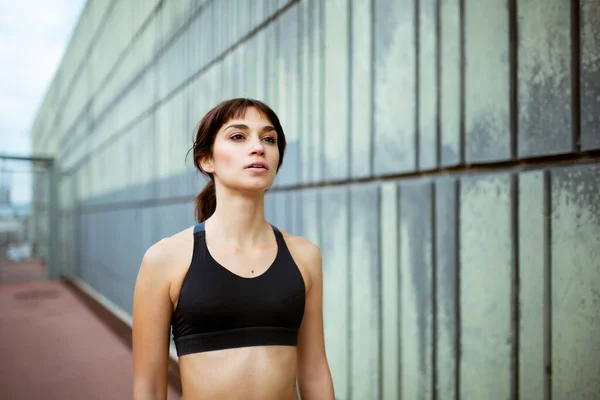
<box><xmin>254</xmin><ymin>28</ymin><xmax>267</xmax><ymax>101</ymax></box>
<box><xmin>464</xmin><ymin>0</ymin><xmax>510</xmax><ymax>162</ymax></box>
<box><xmin>518</xmin><ymin>171</ymin><xmax>547</xmax><ymax>400</ymax></box>
<box><xmin>380</xmin><ymin>182</ymin><xmax>399</xmax><ymax>399</ymax></box>
<box><xmin>324</xmin><ymin>0</ymin><xmax>350</xmax><ymax>181</ymax></box>
<box><xmin>236</xmin><ymin>40</ymin><xmax>251</xmax><ymax>98</ymax></box>
<box><xmin>400</xmin><ymin>181</ymin><xmax>433</xmax><ymax>400</ymax></box>
<box><xmin>309</xmin><ymin>0</ymin><xmax>324</xmax><ymax>183</ymax></box>
<box><xmin>350</xmin><ymin>185</ymin><xmax>380</xmax><ymax>399</ymax></box>
<box><xmin>300</xmin><ymin>189</ymin><xmax>320</xmax><ymax>246</ymax></box>
<box><xmin>287</xmin><ymin>191</ymin><xmax>302</xmax><ymax>235</ymax></box>
<box><xmin>264</xmin><ymin>21</ymin><xmax>279</xmax><ymax>108</ymax></box>
<box><xmin>438</xmin><ymin>0</ymin><xmax>461</xmax><ymax>166</ymax></box>
<box><xmin>299</xmin><ymin>0</ymin><xmax>312</xmax><ymax>184</ymax></box>
<box><xmin>320</xmin><ymin>187</ymin><xmax>349</xmax><ymax>398</ymax></box>
<box><xmin>350</xmin><ymin>0</ymin><xmax>373</xmax><ymax>178</ymax></box>
<box><xmin>435</xmin><ymin>178</ymin><xmax>458</xmax><ymax>400</ymax></box>
<box><xmin>551</xmin><ymin>164</ymin><xmax>600</xmax><ymax>399</ymax></box>
<box><xmin>419</xmin><ymin>0</ymin><xmax>438</xmax><ymax>170</ymax></box>
<box><xmin>373</xmin><ymin>0</ymin><xmax>416</xmax><ymax>174</ymax></box>
<box><xmin>581</xmin><ymin>0</ymin><xmax>600</xmax><ymax>150</ymax></box>
<box><xmin>273</xmin><ymin>192</ymin><xmax>287</xmax><ymax>229</ymax></box>
<box><xmin>265</xmin><ymin>192</ymin><xmax>276</xmax><ymax>226</ymax></box>
<box><xmin>518</xmin><ymin>0</ymin><xmax>572</xmax><ymax>157</ymax></box>
<box><xmin>276</xmin><ymin>6</ymin><xmax>300</xmax><ymax>186</ymax></box>
<box><xmin>460</xmin><ymin>174</ymin><xmax>512</xmax><ymax>398</ymax></box>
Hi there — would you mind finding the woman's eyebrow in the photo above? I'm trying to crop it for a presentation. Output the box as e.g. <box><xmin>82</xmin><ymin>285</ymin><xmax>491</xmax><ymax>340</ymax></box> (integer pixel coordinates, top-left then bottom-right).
<box><xmin>224</xmin><ymin>123</ymin><xmax>249</xmax><ymax>131</ymax></box>
<box><xmin>224</xmin><ymin>124</ymin><xmax>275</xmax><ymax>132</ymax></box>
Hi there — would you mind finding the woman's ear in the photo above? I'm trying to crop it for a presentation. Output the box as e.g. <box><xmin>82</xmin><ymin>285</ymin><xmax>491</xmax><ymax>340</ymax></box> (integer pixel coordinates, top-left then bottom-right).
<box><xmin>199</xmin><ymin>155</ymin><xmax>215</xmax><ymax>174</ymax></box>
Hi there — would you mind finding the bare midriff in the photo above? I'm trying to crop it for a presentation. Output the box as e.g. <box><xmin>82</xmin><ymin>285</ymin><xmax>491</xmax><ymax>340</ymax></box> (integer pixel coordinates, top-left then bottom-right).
<box><xmin>178</xmin><ymin>345</ymin><xmax>299</xmax><ymax>400</ymax></box>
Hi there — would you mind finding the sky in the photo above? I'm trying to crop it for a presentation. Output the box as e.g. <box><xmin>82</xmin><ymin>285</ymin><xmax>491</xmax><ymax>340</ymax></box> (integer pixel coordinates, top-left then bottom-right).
<box><xmin>0</xmin><ymin>0</ymin><xmax>86</xmax><ymax>205</ymax></box>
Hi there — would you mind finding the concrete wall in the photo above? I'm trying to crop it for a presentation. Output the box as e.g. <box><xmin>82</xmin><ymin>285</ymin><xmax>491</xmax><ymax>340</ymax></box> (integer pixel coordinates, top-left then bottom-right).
<box><xmin>30</xmin><ymin>0</ymin><xmax>600</xmax><ymax>399</ymax></box>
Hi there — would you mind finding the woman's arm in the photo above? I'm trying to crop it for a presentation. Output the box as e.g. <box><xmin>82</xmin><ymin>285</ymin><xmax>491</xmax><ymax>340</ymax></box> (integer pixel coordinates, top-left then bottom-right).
<box><xmin>296</xmin><ymin>241</ymin><xmax>335</xmax><ymax>400</ymax></box>
<box><xmin>132</xmin><ymin>241</ymin><xmax>174</xmax><ymax>400</ymax></box>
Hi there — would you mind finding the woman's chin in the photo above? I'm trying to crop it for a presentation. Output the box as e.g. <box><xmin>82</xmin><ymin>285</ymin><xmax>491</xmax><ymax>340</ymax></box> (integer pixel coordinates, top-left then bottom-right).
<box><xmin>233</xmin><ymin>181</ymin><xmax>274</xmax><ymax>194</ymax></box>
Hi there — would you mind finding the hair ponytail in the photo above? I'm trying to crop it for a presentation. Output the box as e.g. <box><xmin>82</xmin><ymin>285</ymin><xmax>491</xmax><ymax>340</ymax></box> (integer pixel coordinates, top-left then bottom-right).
<box><xmin>195</xmin><ymin>179</ymin><xmax>216</xmax><ymax>223</ymax></box>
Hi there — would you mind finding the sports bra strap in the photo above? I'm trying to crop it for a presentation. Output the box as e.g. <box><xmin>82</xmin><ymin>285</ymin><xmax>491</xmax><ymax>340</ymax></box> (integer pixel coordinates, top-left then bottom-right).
<box><xmin>194</xmin><ymin>221</ymin><xmax>206</xmax><ymax>234</ymax></box>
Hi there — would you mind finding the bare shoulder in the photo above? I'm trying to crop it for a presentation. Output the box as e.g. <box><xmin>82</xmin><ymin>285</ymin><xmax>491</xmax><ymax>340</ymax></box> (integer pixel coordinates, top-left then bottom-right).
<box><xmin>138</xmin><ymin>226</ymin><xmax>195</xmax><ymax>281</ymax></box>
<box><xmin>280</xmin><ymin>230</ymin><xmax>322</xmax><ymax>289</ymax></box>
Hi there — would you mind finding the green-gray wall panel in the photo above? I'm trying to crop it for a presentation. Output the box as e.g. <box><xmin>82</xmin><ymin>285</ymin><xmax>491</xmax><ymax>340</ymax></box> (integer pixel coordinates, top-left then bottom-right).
<box><xmin>276</xmin><ymin>5</ymin><xmax>301</xmax><ymax>187</ymax></box>
<box><xmin>551</xmin><ymin>164</ymin><xmax>600</xmax><ymax>399</ymax></box>
<box><xmin>439</xmin><ymin>0</ymin><xmax>461</xmax><ymax>167</ymax></box>
<box><xmin>581</xmin><ymin>0</ymin><xmax>600</xmax><ymax>151</ymax></box>
<box><xmin>517</xmin><ymin>0</ymin><xmax>573</xmax><ymax>157</ymax></box>
<box><xmin>308</xmin><ymin>0</ymin><xmax>324</xmax><ymax>183</ymax></box>
<box><xmin>418</xmin><ymin>0</ymin><xmax>438</xmax><ymax>171</ymax></box>
<box><xmin>434</xmin><ymin>178</ymin><xmax>458</xmax><ymax>400</ymax></box>
<box><xmin>323</xmin><ymin>0</ymin><xmax>350</xmax><ymax>181</ymax></box>
<box><xmin>400</xmin><ymin>181</ymin><xmax>434</xmax><ymax>399</ymax></box>
<box><xmin>464</xmin><ymin>0</ymin><xmax>510</xmax><ymax>163</ymax></box>
<box><xmin>380</xmin><ymin>182</ymin><xmax>399</xmax><ymax>399</ymax></box>
<box><xmin>300</xmin><ymin>189</ymin><xmax>320</xmax><ymax>246</ymax></box>
<box><xmin>289</xmin><ymin>191</ymin><xmax>303</xmax><ymax>235</ymax></box>
<box><xmin>350</xmin><ymin>0</ymin><xmax>373</xmax><ymax>179</ymax></box>
<box><xmin>349</xmin><ymin>185</ymin><xmax>380</xmax><ymax>399</ymax></box>
<box><xmin>373</xmin><ymin>0</ymin><xmax>416</xmax><ymax>175</ymax></box>
<box><xmin>460</xmin><ymin>173</ymin><xmax>513</xmax><ymax>399</ymax></box>
<box><xmin>518</xmin><ymin>170</ymin><xmax>548</xmax><ymax>400</ymax></box>
<box><xmin>320</xmin><ymin>187</ymin><xmax>349</xmax><ymax>399</ymax></box>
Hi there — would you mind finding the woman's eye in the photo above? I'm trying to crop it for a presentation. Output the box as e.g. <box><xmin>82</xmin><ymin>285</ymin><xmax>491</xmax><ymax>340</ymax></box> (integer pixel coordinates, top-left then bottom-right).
<box><xmin>263</xmin><ymin>136</ymin><xmax>276</xmax><ymax>144</ymax></box>
<box><xmin>231</xmin><ymin>134</ymin><xmax>244</xmax><ymax>140</ymax></box>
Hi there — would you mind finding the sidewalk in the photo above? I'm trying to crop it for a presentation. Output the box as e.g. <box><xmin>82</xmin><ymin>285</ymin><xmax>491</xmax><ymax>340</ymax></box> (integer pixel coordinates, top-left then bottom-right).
<box><xmin>0</xmin><ymin>276</ymin><xmax>180</xmax><ymax>400</ymax></box>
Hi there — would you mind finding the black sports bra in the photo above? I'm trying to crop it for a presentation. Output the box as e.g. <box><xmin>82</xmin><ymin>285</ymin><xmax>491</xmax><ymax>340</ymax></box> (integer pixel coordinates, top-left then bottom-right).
<box><xmin>171</xmin><ymin>222</ymin><xmax>306</xmax><ymax>356</ymax></box>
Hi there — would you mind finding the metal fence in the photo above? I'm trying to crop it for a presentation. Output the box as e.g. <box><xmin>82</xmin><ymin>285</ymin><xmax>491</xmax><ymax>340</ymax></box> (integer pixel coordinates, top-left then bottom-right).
<box><xmin>0</xmin><ymin>155</ymin><xmax>58</xmax><ymax>282</ymax></box>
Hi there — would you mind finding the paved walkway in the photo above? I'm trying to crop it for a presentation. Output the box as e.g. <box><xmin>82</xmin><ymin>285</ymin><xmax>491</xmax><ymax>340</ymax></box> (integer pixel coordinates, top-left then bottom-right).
<box><xmin>0</xmin><ymin>275</ymin><xmax>180</xmax><ymax>399</ymax></box>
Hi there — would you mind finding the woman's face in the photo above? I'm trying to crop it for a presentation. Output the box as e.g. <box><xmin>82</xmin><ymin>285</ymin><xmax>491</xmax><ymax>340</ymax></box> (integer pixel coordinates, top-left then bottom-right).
<box><xmin>201</xmin><ymin>107</ymin><xmax>280</xmax><ymax>194</ymax></box>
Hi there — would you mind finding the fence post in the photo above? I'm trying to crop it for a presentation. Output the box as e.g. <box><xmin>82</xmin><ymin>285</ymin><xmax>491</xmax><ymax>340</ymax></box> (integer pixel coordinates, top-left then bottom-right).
<box><xmin>48</xmin><ymin>160</ymin><xmax>60</xmax><ymax>280</ymax></box>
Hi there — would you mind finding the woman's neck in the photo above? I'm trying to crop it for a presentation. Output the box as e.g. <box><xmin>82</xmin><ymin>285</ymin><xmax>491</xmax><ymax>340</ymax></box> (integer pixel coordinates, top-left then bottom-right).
<box><xmin>205</xmin><ymin>187</ymin><xmax>271</xmax><ymax>248</ymax></box>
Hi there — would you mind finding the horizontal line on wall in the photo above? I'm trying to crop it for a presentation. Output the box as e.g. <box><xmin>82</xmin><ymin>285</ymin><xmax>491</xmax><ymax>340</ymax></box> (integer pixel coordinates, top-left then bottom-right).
<box><xmin>74</xmin><ymin>149</ymin><xmax>600</xmax><ymax>215</ymax></box>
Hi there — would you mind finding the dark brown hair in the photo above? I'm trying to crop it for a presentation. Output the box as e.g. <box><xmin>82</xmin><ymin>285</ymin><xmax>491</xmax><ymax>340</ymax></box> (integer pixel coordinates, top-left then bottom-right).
<box><xmin>190</xmin><ymin>98</ymin><xmax>286</xmax><ymax>223</ymax></box>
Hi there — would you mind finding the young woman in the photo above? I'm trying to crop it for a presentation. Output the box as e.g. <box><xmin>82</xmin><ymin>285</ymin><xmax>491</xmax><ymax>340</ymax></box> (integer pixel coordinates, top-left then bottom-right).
<box><xmin>132</xmin><ymin>98</ymin><xmax>335</xmax><ymax>400</ymax></box>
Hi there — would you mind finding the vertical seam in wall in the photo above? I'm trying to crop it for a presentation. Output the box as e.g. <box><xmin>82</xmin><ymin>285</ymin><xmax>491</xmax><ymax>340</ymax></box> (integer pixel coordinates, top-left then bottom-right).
<box><xmin>397</xmin><ymin>183</ymin><xmax>403</xmax><ymax>399</ymax></box>
<box><xmin>509</xmin><ymin>0</ymin><xmax>518</xmax><ymax>159</ymax></box>
<box><xmin>348</xmin><ymin>0</ymin><xmax>354</xmax><ymax>181</ymax></box>
<box><xmin>543</xmin><ymin>170</ymin><xmax>552</xmax><ymax>400</ymax></box>
<box><xmin>511</xmin><ymin>173</ymin><xmax>520</xmax><ymax>400</ymax></box>
<box><xmin>571</xmin><ymin>0</ymin><xmax>581</xmax><ymax>152</ymax></box>
<box><xmin>377</xmin><ymin>186</ymin><xmax>384</xmax><ymax>400</ymax></box>
<box><xmin>152</xmin><ymin>5</ymin><xmax>160</xmax><ymax>204</ymax></box>
<box><xmin>319</xmin><ymin>0</ymin><xmax>326</xmax><ymax>184</ymax></box>
<box><xmin>305</xmin><ymin>0</ymin><xmax>312</xmax><ymax>184</ymax></box>
<box><xmin>274</xmin><ymin>11</ymin><xmax>280</xmax><ymax>107</ymax></box>
<box><xmin>431</xmin><ymin>181</ymin><xmax>439</xmax><ymax>400</ymax></box>
<box><xmin>458</xmin><ymin>0</ymin><xmax>465</xmax><ymax>164</ymax></box>
<box><xmin>435</xmin><ymin>0</ymin><xmax>442</xmax><ymax>168</ymax></box>
<box><xmin>346</xmin><ymin>187</ymin><xmax>353</xmax><ymax>400</ymax></box>
<box><xmin>298</xmin><ymin>1</ymin><xmax>304</xmax><ymax>185</ymax></box>
<box><xmin>369</xmin><ymin>0</ymin><xmax>376</xmax><ymax>177</ymax></box>
<box><xmin>454</xmin><ymin>178</ymin><xmax>461</xmax><ymax>400</ymax></box>
<box><xmin>415</xmin><ymin>0</ymin><xmax>421</xmax><ymax>170</ymax></box>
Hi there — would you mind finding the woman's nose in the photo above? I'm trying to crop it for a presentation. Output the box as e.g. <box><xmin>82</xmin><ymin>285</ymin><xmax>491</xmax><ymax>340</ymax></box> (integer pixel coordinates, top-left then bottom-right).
<box><xmin>248</xmin><ymin>136</ymin><xmax>265</xmax><ymax>155</ymax></box>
